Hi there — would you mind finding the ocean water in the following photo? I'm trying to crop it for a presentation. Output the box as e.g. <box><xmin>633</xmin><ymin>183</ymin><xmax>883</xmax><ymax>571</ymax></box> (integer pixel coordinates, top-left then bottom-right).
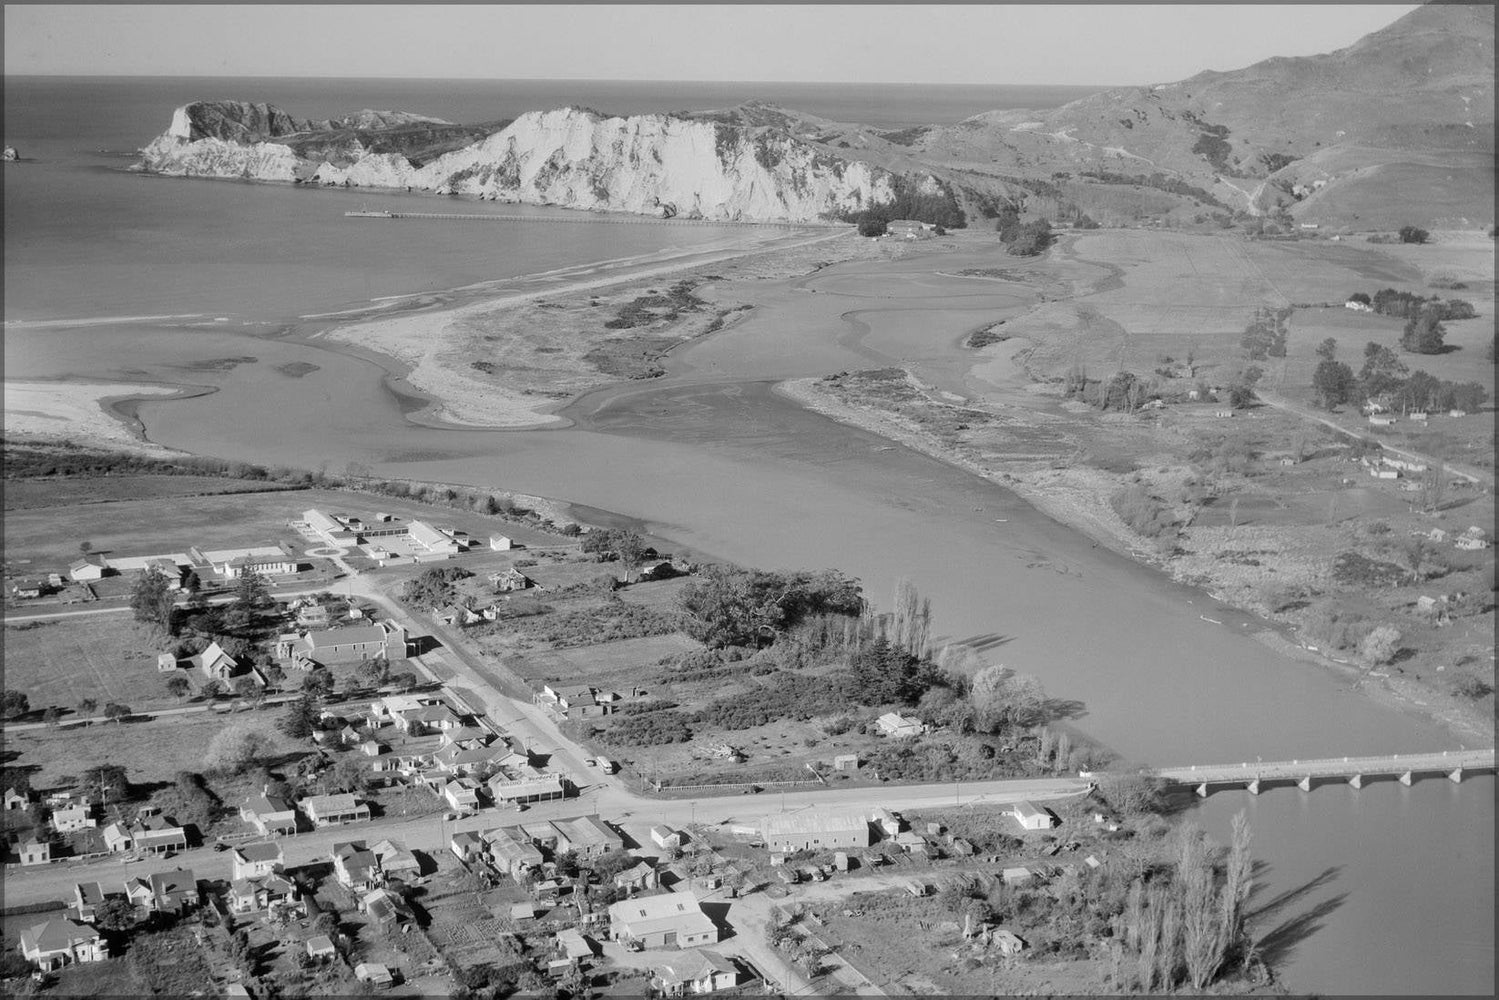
<box><xmin>2</xmin><ymin>76</ymin><xmax>1099</xmax><ymax>325</ymax></box>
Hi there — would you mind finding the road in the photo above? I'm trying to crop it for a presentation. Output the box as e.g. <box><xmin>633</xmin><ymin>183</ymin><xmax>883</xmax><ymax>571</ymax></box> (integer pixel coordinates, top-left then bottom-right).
<box><xmin>1257</xmin><ymin>389</ymin><xmax>1491</xmax><ymax>487</ymax></box>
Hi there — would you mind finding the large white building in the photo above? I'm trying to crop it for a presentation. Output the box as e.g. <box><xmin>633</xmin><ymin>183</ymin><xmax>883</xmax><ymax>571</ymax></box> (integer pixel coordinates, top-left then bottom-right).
<box><xmin>761</xmin><ymin>809</ymin><xmax>872</xmax><ymax>853</ymax></box>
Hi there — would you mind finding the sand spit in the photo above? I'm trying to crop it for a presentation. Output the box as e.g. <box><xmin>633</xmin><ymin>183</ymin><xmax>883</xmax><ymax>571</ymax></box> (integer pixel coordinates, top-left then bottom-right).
<box><xmin>313</xmin><ymin>228</ymin><xmax>853</xmax><ymax>428</ymax></box>
<box><xmin>3</xmin><ymin>380</ymin><xmax>187</xmax><ymax>455</ymax></box>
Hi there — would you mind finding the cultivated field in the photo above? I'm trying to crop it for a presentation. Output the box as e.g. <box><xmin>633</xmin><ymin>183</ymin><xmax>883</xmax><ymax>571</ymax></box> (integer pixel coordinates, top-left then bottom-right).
<box><xmin>512</xmin><ymin>632</ymin><xmax>703</xmax><ymax>687</ymax></box>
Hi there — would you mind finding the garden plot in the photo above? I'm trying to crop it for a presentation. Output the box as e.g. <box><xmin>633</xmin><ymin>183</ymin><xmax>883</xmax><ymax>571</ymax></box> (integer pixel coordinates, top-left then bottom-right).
<box><xmin>516</xmin><ymin>633</ymin><xmax>703</xmax><ymax>687</ymax></box>
<box><xmin>2</xmin><ymin>615</ymin><xmax>189</xmax><ymax>716</ymax></box>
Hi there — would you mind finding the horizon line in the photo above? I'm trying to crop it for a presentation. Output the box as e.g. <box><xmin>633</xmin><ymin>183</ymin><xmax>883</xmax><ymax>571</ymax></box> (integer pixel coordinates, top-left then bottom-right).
<box><xmin>2</xmin><ymin>72</ymin><xmax>1130</xmax><ymax>90</ymax></box>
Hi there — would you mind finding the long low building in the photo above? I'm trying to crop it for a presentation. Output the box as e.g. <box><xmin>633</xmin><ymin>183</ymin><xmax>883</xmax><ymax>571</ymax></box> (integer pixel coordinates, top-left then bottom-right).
<box><xmin>761</xmin><ymin>809</ymin><xmax>872</xmax><ymax>853</ymax></box>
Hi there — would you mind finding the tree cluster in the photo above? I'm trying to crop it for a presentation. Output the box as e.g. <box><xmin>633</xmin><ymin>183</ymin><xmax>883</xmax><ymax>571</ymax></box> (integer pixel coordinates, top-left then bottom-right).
<box><xmin>998</xmin><ymin>217</ymin><xmax>1056</xmax><ymax>257</ymax></box>
<box><xmin>580</xmin><ymin>527</ymin><xmax>651</xmax><ymax>579</ymax></box>
<box><xmin>677</xmin><ymin>566</ymin><xmax>864</xmax><ymax>648</ymax></box>
<box><xmin>1240</xmin><ymin>307</ymin><xmax>1290</xmax><ymax>361</ymax></box>
<box><xmin>1358</xmin><ymin>288</ymin><xmax>1475</xmax><ymax>322</ymax></box>
<box><xmin>834</xmin><ymin>175</ymin><xmax>966</xmax><ymax>230</ymax></box>
<box><xmin>400</xmin><ymin>565</ymin><xmax>474</xmax><ymax>610</ymax></box>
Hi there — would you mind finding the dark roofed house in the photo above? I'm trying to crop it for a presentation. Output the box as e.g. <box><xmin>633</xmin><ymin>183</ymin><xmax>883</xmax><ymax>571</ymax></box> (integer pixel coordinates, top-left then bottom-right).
<box><xmin>147</xmin><ymin>868</ymin><xmax>199</xmax><ymax>914</ymax></box>
<box><xmin>241</xmin><ymin>791</ymin><xmax>298</xmax><ymax>836</ymax></box>
<box><xmin>361</xmin><ymin>887</ymin><xmax>415</xmax><ymax>926</ymax></box>
<box><xmin>303</xmin><ymin>793</ymin><xmax>370</xmax><ymax>828</ymax></box>
<box><xmin>232</xmin><ymin>841</ymin><xmax>285</xmax><ymax>880</ymax></box>
<box><xmin>332</xmin><ymin>841</ymin><xmax>383</xmax><ymax>891</ymax></box>
<box><xmin>654</xmin><ymin>949</ymin><xmax>739</xmax><ymax>995</ymax></box>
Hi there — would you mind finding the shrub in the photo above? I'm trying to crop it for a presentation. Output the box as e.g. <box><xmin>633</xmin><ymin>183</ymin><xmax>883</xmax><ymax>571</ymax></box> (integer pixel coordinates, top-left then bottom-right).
<box><xmin>1112</xmin><ymin>485</ymin><xmax>1178</xmax><ymax>540</ymax></box>
<box><xmin>858</xmin><ymin>218</ymin><xmax>888</xmax><ymax>238</ymax></box>
<box><xmin>1398</xmin><ymin>225</ymin><xmax>1430</xmax><ymax>245</ymax></box>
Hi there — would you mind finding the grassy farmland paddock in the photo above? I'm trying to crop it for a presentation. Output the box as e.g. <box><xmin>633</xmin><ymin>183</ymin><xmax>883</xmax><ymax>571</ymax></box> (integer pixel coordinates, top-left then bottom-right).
<box><xmin>2</xmin><ymin>615</ymin><xmax>189</xmax><ymax>716</ymax></box>
<box><xmin>509</xmin><ymin>632</ymin><xmax>703</xmax><ymax>687</ymax></box>
<box><xmin>6</xmin><ymin>709</ymin><xmax>305</xmax><ymax>790</ymax></box>
<box><xmin>1</xmin><ymin>475</ymin><xmax>307</xmax><ymax>511</ymax></box>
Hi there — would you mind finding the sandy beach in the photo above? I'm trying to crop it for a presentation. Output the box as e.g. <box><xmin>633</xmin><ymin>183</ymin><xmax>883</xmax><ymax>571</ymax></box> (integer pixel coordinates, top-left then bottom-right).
<box><xmin>3</xmin><ymin>380</ymin><xmax>186</xmax><ymax>454</ymax></box>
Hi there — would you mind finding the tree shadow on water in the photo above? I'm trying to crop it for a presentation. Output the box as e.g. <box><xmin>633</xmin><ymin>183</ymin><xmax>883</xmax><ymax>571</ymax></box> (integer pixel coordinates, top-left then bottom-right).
<box><xmin>1245</xmin><ymin>865</ymin><xmax>1348</xmax><ymax>968</ymax></box>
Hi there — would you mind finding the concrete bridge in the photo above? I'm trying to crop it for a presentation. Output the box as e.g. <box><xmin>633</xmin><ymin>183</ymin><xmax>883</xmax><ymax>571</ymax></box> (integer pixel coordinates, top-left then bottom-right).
<box><xmin>1160</xmin><ymin>748</ymin><xmax>1495</xmax><ymax>797</ymax></box>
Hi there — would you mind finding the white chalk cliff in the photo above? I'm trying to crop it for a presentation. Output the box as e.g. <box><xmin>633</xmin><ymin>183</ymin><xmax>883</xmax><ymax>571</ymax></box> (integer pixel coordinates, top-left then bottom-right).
<box><xmin>139</xmin><ymin>103</ymin><xmax>939</xmax><ymax>222</ymax></box>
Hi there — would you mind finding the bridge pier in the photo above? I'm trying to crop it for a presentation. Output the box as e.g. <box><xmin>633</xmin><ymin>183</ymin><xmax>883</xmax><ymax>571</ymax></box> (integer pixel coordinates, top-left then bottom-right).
<box><xmin>1399</xmin><ymin>771</ymin><xmax>1413</xmax><ymax>786</ymax></box>
<box><xmin>1449</xmin><ymin>767</ymin><xmax>1463</xmax><ymax>783</ymax></box>
<box><xmin>1298</xmin><ymin>776</ymin><xmax>1313</xmax><ymax>792</ymax></box>
<box><xmin>1246</xmin><ymin>779</ymin><xmax>1261</xmax><ymax>795</ymax></box>
<box><xmin>1348</xmin><ymin>774</ymin><xmax>1362</xmax><ymax>789</ymax></box>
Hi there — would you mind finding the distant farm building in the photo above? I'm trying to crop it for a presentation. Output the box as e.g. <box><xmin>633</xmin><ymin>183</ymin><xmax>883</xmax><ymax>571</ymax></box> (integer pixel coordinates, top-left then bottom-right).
<box><xmin>1009</xmin><ymin>800</ymin><xmax>1057</xmax><ymax>831</ymax></box>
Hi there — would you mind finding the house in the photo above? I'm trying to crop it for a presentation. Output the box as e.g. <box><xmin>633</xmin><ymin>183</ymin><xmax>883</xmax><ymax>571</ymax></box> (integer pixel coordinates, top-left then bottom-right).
<box><xmin>1410</xmin><ymin>411</ymin><xmax>1428</xmax><ymax>422</ymax></box>
<box><xmin>296</xmin><ymin>603</ymin><xmax>331</xmax><ymax>628</ymax></box>
<box><xmin>875</xmin><ymin>712</ymin><xmax>925</xmax><ymax>739</ymax></box>
<box><xmin>303</xmin><ymin>793</ymin><xmax>370</xmax><ymax>828</ymax></box>
<box><xmin>70</xmin><ymin>882</ymin><xmax>108</xmax><ymax>923</ymax></box>
<box><xmin>18</xmin><ymin>918</ymin><xmax>107</xmax><ymax>971</ymax></box>
<box><xmin>282</xmin><ymin>621</ymin><xmax>413</xmax><ymax>668</ymax></box>
<box><xmin>394</xmin><ymin>704</ymin><xmax>463</xmax><ymax>736</ymax></box>
<box><xmin>551</xmin><ymin>927</ymin><xmax>595</xmax><ymax>966</ymax></box>
<box><xmin>1009</xmin><ymin>801</ymin><xmax>1057</xmax><ymax>831</ymax></box>
<box><xmin>332</xmin><ymin>842</ymin><xmax>383</xmax><ymax>891</ymax></box>
<box><xmin>1455</xmin><ymin>534</ymin><xmax>1491</xmax><ymax>551</ymax></box>
<box><xmin>355</xmin><ymin>962</ymin><xmax>395</xmax><ymax>986</ymax></box>
<box><xmin>52</xmin><ymin>803</ymin><xmax>96</xmax><ymax>833</ymax></box>
<box><xmin>191</xmin><ymin>640</ymin><xmax>239</xmax><ymax>682</ymax></box>
<box><xmin>240</xmin><ymin>792</ymin><xmax>299</xmax><ymax>836</ymax></box>
<box><xmin>306</xmin><ymin>935</ymin><xmax>338</xmax><ymax>960</ymax></box>
<box><xmin>832</xmin><ymin>753</ymin><xmax>860</xmax><ymax>772</ymax></box>
<box><xmin>550</xmin><ymin>816</ymin><xmax>624</xmax><ymax>859</ymax></box>
<box><xmin>1214</xmin><ymin>409</ymin><xmax>1234</xmax><ymax>418</ymax></box>
<box><xmin>487</xmin><ymin>773</ymin><xmax>567</xmax><ymax>806</ymax></box>
<box><xmin>229</xmin><ymin>874</ymin><xmax>301</xmax><ymax>916</ymax></box>
<box><xmin>761</xmin><ymin>810</ymin><xmax>872</xmax><ymax>853</ymax></box>
<box><xmin>489</xmin><ymin>534</ymin><xmax>514</xmax><ymax>551</ymax></box>
<box><xmin>103</xmin><ymin>813</ymin><xmax>187</xmax><ymax>855</ymax></box>
<box><xmin>69</xmin><ymin>555</ymin><xmax>111</xmax><ymax>581</ymax></box>
<box><xmin>486</xmin><ymin>827</ymin><xmax>545</xmax><ymax>878</ymax></box>
<box><xmin>1426</xmin><ymin>528</ymin><xmax>1449</xmax><ymax>543</ymax></box>
<box><xmin>1345</xmin><ymin>299</ymin><xmax>1374</xmax><ymax>313</ymax></box>
<box><xmin>450</xmin><ymin>830</ymin><xmax>485</xmax><ymax>863</ymax></box>
<box><xmin>654</xmin><ymin>949</ymin><xmax>739</xmax><ymax>995</ymax></box>
<box><xmin>12</xmin><ymin>579</ymin><xmax>46</xmax><ymax>599</ymax></box>
<box><xmin>435</xmin><ymin>603</ymin><xmax>481</xmax><ymax>627</ymax></box>
<box><xmin>614</xmin><ymin>861</ymin><xmax>660</xmax><ymax>894</ymax></box>
<box><xmin>371</xmin><ymin>838</ymin><xmax>421</xmax><ymax>880</ymax></box>
<box><xmin>537</xmin><ymin>683</ymin><xmax>609</xmax><ymax>720</ymax></box>
<box><xmin>231</xmin><ymin>841</ymin><xmax>284</xmax><ymax>880</ymax></box>
<box><xmin>608</xmin><ymin>891</ymin><xmax>719</xmax><ymax>949</ymax></box>
<box><xmin>20</xmin><ymin>838</ymin><xmax>51</xmax><ymax>865</ymax></box>
<box><xmin>443</xmin><ymin>780</ymin><xmax>482</xmax><ymax>813</ymax></box>
<box><xmin>1448</xmin><ymin>409</ymin><xmax>1468</xmax><ymax>418</ymax></box>
<box><xmin>510</xmin><ymin>901</ymin><xmax>537</xmax><ymax>923</ymax></box>
<box><xmin>651</xmin><ymin>826</ymin><xmax>683</xmax><ymax>851</ymax></box>
<box><xmin>361</xmin><ymin>887</ymin><xmax>415</xmax><ymax>926</ymax></box>
<box><xmin>361</xmin><ymin>740</ymin><xmax>388</xmax><ymax>759</ymax></box>
<box><xmin>886</xmin><ymin>219</ymin><xmax>932</xmax><ymax>239</ymax></box>
<box><xmin>1001</xmin><ymin>867</ymin><xmax>1035</xmax><ymax>885</ymax></box>
<box><xmin>4</xmin><ymin>786</ymin><xmax>32</xmax><ymax>811</ymax></box>
<box><xmin>870</xmin><ymin>807</ymin><xmax>902</xmax><ymax>837</ymax></box>
<box><xmin>1368</xmin><ymin>414</ymin><xmax>1397</xmax><ymax>427</ymax></box>
<box><xmin>146</xmin><ymin>868</ymin><xmax>199</xmax><ymax>913</ymax></box>
<box><xmin>990</xmin><ymin>927</ymin><xmax>1027</xmax><ymax>956</ymax></box>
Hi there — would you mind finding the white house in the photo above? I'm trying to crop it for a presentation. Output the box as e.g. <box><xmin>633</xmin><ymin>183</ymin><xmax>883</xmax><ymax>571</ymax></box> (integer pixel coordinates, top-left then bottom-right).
<box><xmin>651</xmin><ymin>825</ymin><xmax>683</xmax><ymax>851</ymax></box>
<box><xmin>19</xmin><ymin>918</ymin><xmax>107</xmax><ymax>971</ymax></box>
<box><xmin>654</xmin><ymin>949</ymin><xmax>739</xmax><ymax>995</ymax></box>
<box><xmin>489</xmin><ymin>535</ymin><xmax>514</xmax><ymax>551</ymax></box>
<box><xmin>1009</xmin><ymin>800</ymin><xmax>1057</xmax><ymax>831</ymax></box>
<box><xmin>761</xmin><ymin>810</ymin><xmax>871</xmax><ymax>853</ymax></box>
<box><xmin>51</xmin><ymin>804</ymin><xmax>96</xmax><ymax>833</ymax></box>
<box><xmin>231</xmin><ymin>841</ymin><xmax>285</xmax><ymax>880</ymax></box>
<box><xmin>608</xmin><ymin>891</ymin><xmax>719</xmax><ymax>950</ymax></box>
<box><xmin>876</xmin><ymin>712</ymin><xmax>925</xmax><ymax>739</ymax></box>
<box><xmin>69</xmin><ymin>555</ymin><xmax>111</xmax><ymax>581</ymax></box>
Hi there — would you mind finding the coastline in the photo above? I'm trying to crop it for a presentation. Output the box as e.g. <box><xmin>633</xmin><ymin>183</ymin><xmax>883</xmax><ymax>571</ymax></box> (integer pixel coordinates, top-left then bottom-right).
<box><xmin>775</xmin><ymin>375</ymin><xmax>1496</xmax><ymax>749</ymax></box>
<box><xmin>3</xmin><ymin>379</ymin><xmax>204</xmax><ymax>456</ymax></box>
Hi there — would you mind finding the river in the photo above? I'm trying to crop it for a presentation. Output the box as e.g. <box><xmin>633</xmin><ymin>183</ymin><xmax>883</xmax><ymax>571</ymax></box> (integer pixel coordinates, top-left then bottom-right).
<box><xmin>90</xmin><ymin>241</ymin><xmax>1495</xmax><ymax>994</ymax></box>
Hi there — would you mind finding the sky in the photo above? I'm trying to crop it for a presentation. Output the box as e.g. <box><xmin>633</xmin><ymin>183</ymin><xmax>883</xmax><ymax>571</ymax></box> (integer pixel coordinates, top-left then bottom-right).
<box><xmin>5</xmin><ymin>4</ymin><xmax>1421</xmax><ymax>86</ymax></box>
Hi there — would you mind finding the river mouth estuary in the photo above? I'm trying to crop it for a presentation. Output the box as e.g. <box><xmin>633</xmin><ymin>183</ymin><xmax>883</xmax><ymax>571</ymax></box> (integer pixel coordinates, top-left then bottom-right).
<box><xmin>4</xmin><ymin>72</ymin><xmax>1494</xmax><ymax>996</ymax></box>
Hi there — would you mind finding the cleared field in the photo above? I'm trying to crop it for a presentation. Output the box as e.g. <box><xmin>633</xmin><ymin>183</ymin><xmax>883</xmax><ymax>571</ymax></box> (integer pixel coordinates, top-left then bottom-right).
<box><xmin>7</xmin><ymin>709</ymin><xmax>304</xmax><ymax>788</ymax></box>
<box><xmin>1</xmin><ymin>485</ymin><xmax>539</xmax><ymax>573</ymax></box>
<box><xmin>2</xmin><ymin>476</ymin><xmax>306</xmax><ymax>511</ymax></box>
<box><xmin>512</xmin><ymin>632</ymin><xmax>702</xmax><ymax>685</ymax></box>
<box><xmin>2</xmin><ymin>614</ymin><xmax>184</xmax><ymax>715</ymax></box>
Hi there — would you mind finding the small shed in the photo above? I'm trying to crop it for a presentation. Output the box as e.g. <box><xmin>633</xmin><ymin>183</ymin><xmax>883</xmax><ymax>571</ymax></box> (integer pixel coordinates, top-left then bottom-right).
<box><xmin>832</xmin><ymin>753</ymin><xmax>860</xmax><ymax>772</ymax></box>
<box><xmin>306</xmin><ymin>935</ymin><xmax>337</xmax><ymax>960</ymax></box>
<box><xmin>355</xmin><ymin>962</ymin><xmax>394</xmax><ymax>985</ymax></box>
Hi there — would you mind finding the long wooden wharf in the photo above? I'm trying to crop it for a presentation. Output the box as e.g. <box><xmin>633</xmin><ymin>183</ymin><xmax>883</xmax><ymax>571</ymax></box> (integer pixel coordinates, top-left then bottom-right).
<box><xmin>1159</xmin><ymin>747</ymin><xmax>1495</xmax><ymax>797</ymax></box>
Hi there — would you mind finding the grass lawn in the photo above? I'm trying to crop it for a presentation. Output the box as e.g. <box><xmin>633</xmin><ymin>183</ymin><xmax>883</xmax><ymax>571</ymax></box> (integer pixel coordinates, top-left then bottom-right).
<box><xmin>2</xmin><ymin>615</ymin><xmax>184</xmax><ymax>716</ymax></box>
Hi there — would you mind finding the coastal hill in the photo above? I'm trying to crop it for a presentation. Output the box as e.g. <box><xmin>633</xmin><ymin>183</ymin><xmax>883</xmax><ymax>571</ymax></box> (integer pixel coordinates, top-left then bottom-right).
<box><xmin>138</xmin><ymin>3</ymin><xmax>1492</xmax><ymax>227</ymax></box>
